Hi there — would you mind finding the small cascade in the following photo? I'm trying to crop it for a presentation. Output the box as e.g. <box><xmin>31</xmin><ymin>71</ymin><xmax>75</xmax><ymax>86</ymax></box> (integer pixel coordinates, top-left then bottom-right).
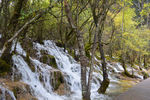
<box><xmin>34</xmin><ymin>40</ymin><xmax>111</xmax><ymax>100</ymax></box>
<box><xmin>0</xmin><ymin>85</ymin><xmax>16</xmax><ymax>100</ymax></box>
<box><xmin>12</xmin><ymin>55</ymin><xmax>65</xmax><ymax>100</ymax></box>
<box><xmin>34</xmin><ymin>41</ymin><xmax>82</xmax><ymax>98</ymax></box>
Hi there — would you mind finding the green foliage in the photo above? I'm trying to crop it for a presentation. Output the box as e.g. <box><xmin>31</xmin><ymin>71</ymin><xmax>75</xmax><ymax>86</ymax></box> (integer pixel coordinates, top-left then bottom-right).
<box><xmin>111</xmin><ymin>1</ymin><xmax>150</xmax><ymax>65</ymax></box>
<box><xmin>140</xmin><ymin>3</ymin><xmax>150</xmax><ymax>16</ymax></box>
<box><xmin>114</xmin><ymin>7</ymin><xmax>137</xmax><ymax>31</ymax></box>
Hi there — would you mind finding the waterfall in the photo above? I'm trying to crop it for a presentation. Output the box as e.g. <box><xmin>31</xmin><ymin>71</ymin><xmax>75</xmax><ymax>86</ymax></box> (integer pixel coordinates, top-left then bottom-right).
<box><xmin>12</xmin><ymin>55</ymin><xmax>64</xmax><ymax>100</ymax></box>
<box><xmin>8</xmin><ymin>40</ymin><xmax>142</xmax><ymax>100</ymax></box>
<box><xmin>10</xmin><ymin>40</ymin><xmax>111</xmax><ymax>100</ymax></box>
<box><xmin>34</xmin><ymin>40</ymin><xmax>109</xmax><ymax>99</ymax></box>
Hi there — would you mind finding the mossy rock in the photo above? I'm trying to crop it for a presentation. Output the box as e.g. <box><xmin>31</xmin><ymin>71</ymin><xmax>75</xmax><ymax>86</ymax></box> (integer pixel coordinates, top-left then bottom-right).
<box><xmin>0</xmin><ymin>58</ymin><xmax>11</xmax><ymax>76</ymax></box>
<box><xmin>40</xmin><ymin>50</ymin><xmax>47</xmax><ymax>55</ymax></box>
<box><xmin>50</xmin><ymin>70</ymin><xmax>64</xmax><ymax>90</ymax></box>
<box><xmin>55</xmin><ymin>40</ymin><xmax>64</xmax><ymax>47</ymax></box>
<box><xmin>40</xmin><ymin>55</ymin><xmax>57</xmax><ymax>68</ymax></box>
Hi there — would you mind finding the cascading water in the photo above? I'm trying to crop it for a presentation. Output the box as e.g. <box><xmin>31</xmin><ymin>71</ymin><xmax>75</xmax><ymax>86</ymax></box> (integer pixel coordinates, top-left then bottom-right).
<box><xmin>12</xmin><ymin>55</ymin><xmax>65</xmax><ymax>100</ymax></box>
<box><xmin>3</xmin><ymin>40</ymin><xmax>142</xmax><ymax>100</ymax></box>
<box><xmin>34</xmin><ymin>40</ymin><xmax>112</xmax><ymax>100</ymax></box>
<box><xmin>10</xmin><ymin>40</ymin><xmax>112</xmax><ymax>100</ymax></box>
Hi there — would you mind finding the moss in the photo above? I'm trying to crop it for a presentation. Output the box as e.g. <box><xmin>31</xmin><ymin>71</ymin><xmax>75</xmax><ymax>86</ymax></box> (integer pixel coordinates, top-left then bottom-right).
<box><xmin>55</xmin><ymin>40</ymin><xmax>64</xmax><ymax>47</ymax></box>
<box><xmin>49</xmin><ymin>55</ymin><xmax>57</xmax><ymax>68</ymax></box>
<box><xmin>40</xmin><ymin>55</ymin><xmax>57</xmax><ymax>69</ymax></box>
<box><xmin>52</xmin><ymin>71</ymin><xmax>64</xmax><ymax>90</ymax></box>
<box><xmin>42</xmin><ymin>55</ymin><xmax>47</xmax><ymax>64</ymax></box>
<box><xmin>105</xmin><ymin>55</ymin><xmax>111</xmax><ymax>61</ymax></box>
<box><xmin>40</xmin><ymin>50</ymin><xmax>47</xmax><ymax>55</ymax></box>
<box><xmin>0</xmin><ymin>58</ymin><xmax>11</xmax><ymax>76</ymax></box>
<box><xmin>95</xmin><ymin>54</ymin><xmax>101</xmax><ymax>61</ymax></box>
<box><xmin>21</xmin><ymin>39</ymin><xmax>33</xmax><ymax>54</ymax></box>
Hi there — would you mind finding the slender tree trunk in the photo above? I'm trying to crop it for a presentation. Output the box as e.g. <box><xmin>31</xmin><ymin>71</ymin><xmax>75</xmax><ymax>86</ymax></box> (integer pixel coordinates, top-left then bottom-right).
<box><xmin>76</xmin><ymin>30</ymin><xmax>88</xmax><ymax>100</ymax></box>
<box><xmin>97</xmin><ymin>25</ymin><xmax>110</xmax><ymax>94</ymax></box>
<box><xmin>86</xmin><ymin>24</ymin><xmax>98</xmax><ymax>100</ymax></box>
<box><xmin>89</xmin><ymin>0</ymin><xmax>111</xmax><ymax>94</ymax></box>
<box><xmin>63</xmin><ymin>1</ymin><xmax>88</xmax><ymax>99</ymax></box>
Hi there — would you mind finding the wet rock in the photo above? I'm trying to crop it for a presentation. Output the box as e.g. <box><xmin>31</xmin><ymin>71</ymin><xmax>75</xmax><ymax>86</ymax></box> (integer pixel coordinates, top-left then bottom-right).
<box><xmin>40</xmin><ymin>54</ymin><xmax>57</xmax><ymax>69</ymax></box>
<box><xmin>50</xmin><ymin>70</ymin><xmax>64</xmax><ymax>90</ymax></box>
<box><xmin>55</xmin><ymin>40</ymin><xmax>64</xmax><ymax>48</ymax></box>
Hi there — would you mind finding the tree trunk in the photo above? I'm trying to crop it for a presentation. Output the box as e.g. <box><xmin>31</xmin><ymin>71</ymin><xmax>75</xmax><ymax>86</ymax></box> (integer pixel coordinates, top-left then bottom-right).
<box><xmin>89</xmin><ymin>0</ymin><xmax>111</xmax><ymax>94</ymax></box>
<box><xmin>97</xmin><ymin>27</ymin><xmax>110</xmax><ymax>94</ymax></box>
<box><xmin>86</xmin><ymin>25</ymin><xmax>98</xmax><ymax>100</ymax></box>
<box><xmin>63</xmin><ymin>1</ymin><xmax>88</xmax><ymax>99</ymax></box>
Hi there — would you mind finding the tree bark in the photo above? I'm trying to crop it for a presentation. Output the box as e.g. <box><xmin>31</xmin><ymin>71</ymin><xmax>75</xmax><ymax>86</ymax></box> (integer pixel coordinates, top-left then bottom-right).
<box><xmin>86</xmin><ymin>24</ymin><xmax>98</xmax><ymax>100</ymax></box>
<box><xmin>89</xmin><ymin>0</ymin><xmax>112</xmax><ymax>94</ymax></box>
<box><xmin>64</xmin><ymin>0</ymin><xmax>88</xmax><ymax>99</ymax></box>
<box><xmin>97</xmin><ymin>25</ymin><xmax>110</xmax><ymax>94</ymax></box>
